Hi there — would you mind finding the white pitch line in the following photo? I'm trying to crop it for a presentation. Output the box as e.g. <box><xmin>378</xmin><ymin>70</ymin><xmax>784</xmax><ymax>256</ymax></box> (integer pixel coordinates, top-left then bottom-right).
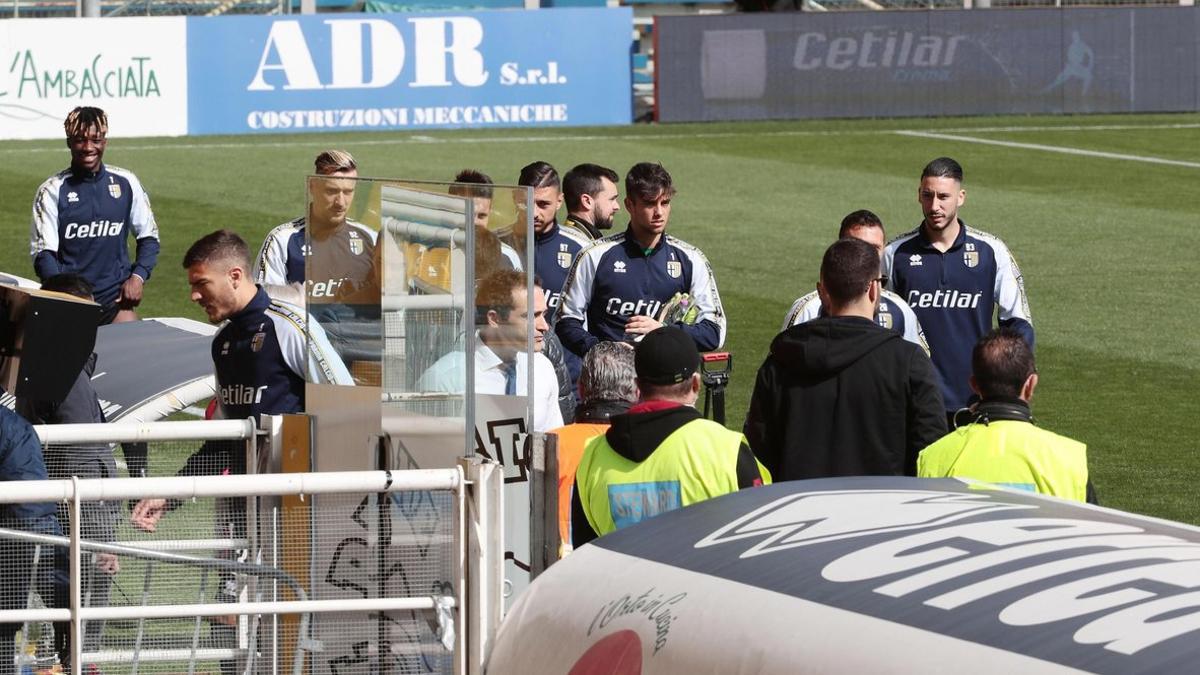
<box><xmin>0</xmin><ymin>120</ymin><xmax>1197</xmax><ymax>155</ymax></box>
<box><xmin>894</xmin><ymin>130</ymin><xmax>1200</xmax><ymax>169</ymax></box>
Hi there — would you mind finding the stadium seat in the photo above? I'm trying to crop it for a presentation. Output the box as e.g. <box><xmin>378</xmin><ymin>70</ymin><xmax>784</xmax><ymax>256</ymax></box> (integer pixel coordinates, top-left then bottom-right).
<box><xmin>415</xmin><ymin>247</ymin><xmax>453</xmax><ymax>293</ymax></box>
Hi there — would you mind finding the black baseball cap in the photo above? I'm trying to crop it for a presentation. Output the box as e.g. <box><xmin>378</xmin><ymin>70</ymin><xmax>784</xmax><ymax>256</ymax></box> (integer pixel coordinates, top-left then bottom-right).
<box><xmin>635</xmin><ymin>326</ymin><xmax>700</xmax><ymax>385</ymax></box>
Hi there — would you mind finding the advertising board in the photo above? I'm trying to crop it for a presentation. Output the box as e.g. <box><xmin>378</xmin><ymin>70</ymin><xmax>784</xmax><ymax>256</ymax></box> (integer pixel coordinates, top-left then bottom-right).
<box><xmin>657</xmin><ymin>8</ymin><xmax>1200</xmax><ymax>122</ymax></box>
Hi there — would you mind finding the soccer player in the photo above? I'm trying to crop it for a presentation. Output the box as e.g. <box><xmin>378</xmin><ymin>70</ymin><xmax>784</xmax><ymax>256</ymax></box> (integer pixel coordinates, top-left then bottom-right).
<box><xmin>884</xmin><ymin>157</ymin><xmax>1033</xmax><ymax>424</ymax></box>
<box><xmin>562</xmin><ymin>163</ymin><xmax>622</xmax><ymax>241</ymax></box>
<box><xmin>31</xmin><ymin>106</ymin><xmax>160</xmax><ymax>325</ymax></box>
<box><xmin>784</xmin><ymin>210</ymin><xmax>929</xmax><ymax>354</ymax></box>
<box><xmin>509</xmin><ymin>162</ymin><xmax>590</xmax><ymax>323</ymax></box>
<box><xmin>132</xmin><ymin>230</ymin><xmax>352</xmax><ymax>531</ymax></box>
<box><xmin>557</xmin><ymin>162</ymin><xmax>726</xmax><ymax>357</ymax></box>
<box><xmin>450</xmin><ymin>168</ymin><xmax>521</xmax><ymax>270</ymax></box>
<box><xmin>253</xmin><ymin>150</ymin><xmax>377</xmax><ymax>300</ymax></box>
<box><xmin>450</xmin><ymin>168</ymin><xmax>496</xmax><ymax>231</ymax></box>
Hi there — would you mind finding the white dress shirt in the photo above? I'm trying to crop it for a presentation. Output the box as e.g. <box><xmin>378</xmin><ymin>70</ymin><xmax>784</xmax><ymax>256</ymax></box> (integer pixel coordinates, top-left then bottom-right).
<box><xmin>417</xmin><ymin>339</ymin><xmax>564</xmax><ymax>433</ymax></box>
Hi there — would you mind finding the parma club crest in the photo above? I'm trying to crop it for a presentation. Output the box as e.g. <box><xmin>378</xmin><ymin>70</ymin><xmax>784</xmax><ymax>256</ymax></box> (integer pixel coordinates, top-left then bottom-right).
<box><xmin>877</xmin><ymin>311</ymin><xmax>894</xmax><ymax>330</ymax></box>
<box><xmin>557</xmin><ymin>251</ymin><xmax>572</xmax><ymax>268</ymax></box>
<box><xmin>108</xmin><ymin>183</ymin><xmax>122</xmax><ymax>199</ymax></box>
<box><xmin>251</xmin><ymin>332</ymin><xmax>266</xmax><ymax>353</ymax></box>
<box><xmin>348</xmin><ymin>232</ymin><xmax>364</xmax><ymax>256</ymax></box>
<box><xmin>964</xmin><ymin>251</ymin><xmax>979</xmax><ymax>268</ymax></box>
<box><xmin>666</xmin><ymin>261</ymin><xmax>682</xmax><ymax>278</ymax></box>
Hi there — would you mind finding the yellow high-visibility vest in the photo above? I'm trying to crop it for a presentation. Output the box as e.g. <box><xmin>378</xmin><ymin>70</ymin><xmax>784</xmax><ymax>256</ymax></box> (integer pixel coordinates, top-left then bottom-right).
<box><xmin>918</xmin><ymin>420</ymin><xmax>1088</xmax><ymax>502</ymax></box>
<box><xmin>576</xmin><ymin>418</ymin><xmax>769</xmax><ymax>536</ymax></box>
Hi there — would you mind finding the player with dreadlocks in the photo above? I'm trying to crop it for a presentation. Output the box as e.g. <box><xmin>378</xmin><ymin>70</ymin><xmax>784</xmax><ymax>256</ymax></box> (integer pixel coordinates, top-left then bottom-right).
<box><xmin>31</xmin><ymin>106</ymin><xmax>161</xmax><ymax>324</ymax></box>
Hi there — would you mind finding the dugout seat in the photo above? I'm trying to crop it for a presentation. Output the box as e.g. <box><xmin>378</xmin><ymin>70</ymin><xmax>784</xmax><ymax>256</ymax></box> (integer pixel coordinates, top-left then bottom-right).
<box><xmin>414</xmin><ymin>247</ymin><xmax>452</xmax><ymax>293</ymax></box>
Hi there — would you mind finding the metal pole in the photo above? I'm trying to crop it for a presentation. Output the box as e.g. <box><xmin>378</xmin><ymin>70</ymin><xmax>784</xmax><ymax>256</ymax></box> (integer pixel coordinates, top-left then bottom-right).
<box><xmin>71</xmin><ymin>477</ymin><xmax>84</xmax><ymax>674</ymax></box>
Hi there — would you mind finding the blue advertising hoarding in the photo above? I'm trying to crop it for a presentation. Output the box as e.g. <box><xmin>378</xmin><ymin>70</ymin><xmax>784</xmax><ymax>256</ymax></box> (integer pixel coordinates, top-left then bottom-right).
<box><xmin>186</xmin><ymin>8</ymin><xmax>632</xmax><ymax>134</ymax></box>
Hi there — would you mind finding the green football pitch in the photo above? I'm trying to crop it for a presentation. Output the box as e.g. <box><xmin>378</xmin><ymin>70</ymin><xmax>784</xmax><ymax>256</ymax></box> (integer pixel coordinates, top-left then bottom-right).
<box><xmin>2</xmin><ymin>113</ymin><xmax>1197</xmax><ymax>524</ymax></box>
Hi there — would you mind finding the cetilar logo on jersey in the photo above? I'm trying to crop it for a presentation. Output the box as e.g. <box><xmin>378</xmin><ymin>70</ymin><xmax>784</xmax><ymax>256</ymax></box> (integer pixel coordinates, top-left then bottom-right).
<box><xmin>908</xmin><ymin>289</ymin><xmax>981</xmax><ymax>309</ymax></box>
<box><xmin>220</xmin><ymin>383</ymin><xmax>267</xmax><ymax>406</ymax></box>
<box><xmin>64</xmin><ymin>220</ymin><xmax>123</xmax><ymax>239</ymax></box>
<box><xmin>606</xmin><ymin>297</ymin><xmax>663</xmax><ymax>318</ymax></box>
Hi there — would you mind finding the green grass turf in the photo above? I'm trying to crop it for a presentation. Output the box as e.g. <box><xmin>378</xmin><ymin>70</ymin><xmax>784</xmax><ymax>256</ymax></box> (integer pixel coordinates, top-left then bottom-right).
<box><xmin>3</xmin><ymin>112</ymin><xmax>1197</xmax><ymax>523</ymax></box>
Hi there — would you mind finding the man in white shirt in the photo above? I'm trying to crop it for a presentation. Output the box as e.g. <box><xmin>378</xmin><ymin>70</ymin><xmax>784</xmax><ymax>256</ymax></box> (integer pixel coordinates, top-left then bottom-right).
<box><xmin>418</xmin><ymin>269</ymin><xmax>563</xmax><ymax>432</ymax></box>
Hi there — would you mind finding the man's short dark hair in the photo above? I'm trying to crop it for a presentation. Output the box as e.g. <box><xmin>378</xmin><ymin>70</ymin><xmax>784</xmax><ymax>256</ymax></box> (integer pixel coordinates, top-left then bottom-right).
<box><xmin>820</xmin><ymin>238</ymin><xmax>880</xmax><ymax>306</ymax></box>
<box><xmin>838</xmin><ymin>209</ymin><xmax>884</xmax><ymax>238</ymax></box>
<box><xmin>518</xmin><ymin>161</ymin><xmax>559</xmax><ymax>190</ymax></box>
<box><xmin>451</xmin><ymin>169</ymin><xmax>494</xmax><ymax>200</ymax></box>
<box><xmin>625</xmin><ymin>162</ymin><xmax>675</xmax><ymax>203</ymax></box>
<box><xmin>475</xmin><ymin>270</ymin><xmax>541</xmax><ymax>323</ymax></box>
<box><xmin>972</xmin><ymin>328</ymin><xmax>1036</xmax><ymax>399</ymax></box>
<box><xmin>183</xmin><ymin>229</ymin><xmax>251</xmax><ymax>270</ymax></box>
<box><xmin>563</xmin><ymin>163</ymin><xmax>619</xmax><ymax>212</ymax></box>
<box><xmin>42</xmin><ymin>274</ymin><xmax>93</xmax><ymax>300</ymax></box>
<box><xmin>921</xmin><ymin>157</ymin><xmax>964</xmax><ymax>183</ymax></box>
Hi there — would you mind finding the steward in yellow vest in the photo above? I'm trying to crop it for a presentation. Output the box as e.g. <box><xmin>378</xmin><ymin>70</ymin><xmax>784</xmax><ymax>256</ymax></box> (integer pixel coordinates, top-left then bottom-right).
<box><xmin>918</xmin><ymin>399</ymin><xmax>1092</xmax><ymax>502</ymax></box>
<box><xmin>572</xmin><ymin>327</ymin><xmax>769</xmax><ymax>546</ymax></box>
<box><xmin>917</xmin><ymin>328</ymin><xmax>1096</xmax><ymax>504</ymax></box>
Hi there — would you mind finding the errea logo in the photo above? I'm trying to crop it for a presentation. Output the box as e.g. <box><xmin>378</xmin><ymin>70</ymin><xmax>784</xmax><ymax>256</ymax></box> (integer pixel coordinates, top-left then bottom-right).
<box><xmin>908</xmin><ymin>254</ymin><xmax>923</xmax><ymax>267</ymax></box>
<box><xmin>67</xmin><ymin>192</ymin><xmax>79</xmax><ymax>203</ymax></box>
<box><xmin>613</xmin><ymin>260</ymin><xmax>627</xmax><ymax>274</ymax></box>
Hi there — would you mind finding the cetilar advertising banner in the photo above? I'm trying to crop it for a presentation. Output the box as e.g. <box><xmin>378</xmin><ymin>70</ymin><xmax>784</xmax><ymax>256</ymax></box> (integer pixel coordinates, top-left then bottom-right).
<box><xmin>0</xmin><ymin>17</ymin><xmax>189</xmax><ymax>140</ymax></box>
<box><xmin>185</xmin><ymin>8</ymin><xmax>632</xmax><ymax>135</ymax></box>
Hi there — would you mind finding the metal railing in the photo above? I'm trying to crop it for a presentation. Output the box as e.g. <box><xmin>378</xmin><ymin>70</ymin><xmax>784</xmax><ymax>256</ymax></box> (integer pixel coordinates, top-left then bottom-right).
<box><xmin>16</xmin><ymin>419</ymin><xmax>502</xmax><ymax>674</ymax></box>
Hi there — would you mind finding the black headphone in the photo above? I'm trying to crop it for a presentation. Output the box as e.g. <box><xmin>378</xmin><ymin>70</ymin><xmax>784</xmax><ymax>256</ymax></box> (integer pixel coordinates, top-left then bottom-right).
<box><xmin>952</xmin><ymin>400</ymin><xmax>1033</xmax><ymax>429</ymax></box>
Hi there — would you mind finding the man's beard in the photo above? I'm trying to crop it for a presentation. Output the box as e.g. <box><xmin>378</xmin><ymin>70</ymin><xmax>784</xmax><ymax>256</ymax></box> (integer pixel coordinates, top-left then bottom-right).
<box><xmin>591</xmin><ymin>205</ymin><xmax>614</xmax><ymax>231</ymax></box>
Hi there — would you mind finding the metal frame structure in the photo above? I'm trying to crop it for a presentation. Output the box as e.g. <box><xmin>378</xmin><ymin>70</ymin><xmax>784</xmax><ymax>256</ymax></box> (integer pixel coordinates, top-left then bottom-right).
<box><xmin>16</xmin><ymin>419</ymin><xmax>503</xmax><ymax>674</ymax></box>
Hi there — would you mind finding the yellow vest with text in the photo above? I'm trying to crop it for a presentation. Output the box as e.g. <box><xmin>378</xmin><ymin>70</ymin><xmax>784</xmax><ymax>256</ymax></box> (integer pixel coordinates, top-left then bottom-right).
<box><xmin>576</xmin><ymin>419</ymin><xmax>769</xmax><ymax>537</ymax></box>
<box><xmin>917</xmin><ymin>420</ymin><xmax>1088</xmax><ymax>502</ymax></box>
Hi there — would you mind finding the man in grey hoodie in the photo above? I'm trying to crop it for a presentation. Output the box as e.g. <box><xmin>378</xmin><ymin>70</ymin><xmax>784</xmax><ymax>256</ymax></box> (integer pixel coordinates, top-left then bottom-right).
<box><xmin>744</xmin><ymin>238</ymin><xmax>946</xmax><ymax>481</ymax></box>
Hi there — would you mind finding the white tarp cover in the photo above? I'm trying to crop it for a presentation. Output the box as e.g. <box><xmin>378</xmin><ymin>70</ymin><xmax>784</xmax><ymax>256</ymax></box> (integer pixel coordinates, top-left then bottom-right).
<box><xmin>488</xmin><ymin>476</ymin><xmax>1200</xmax><ymax>674</ymax></box>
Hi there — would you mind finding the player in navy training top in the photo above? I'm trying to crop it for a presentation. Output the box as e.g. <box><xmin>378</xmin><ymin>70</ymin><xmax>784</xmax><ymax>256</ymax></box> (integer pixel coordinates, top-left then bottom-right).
<box><xmin>31</xmin><ymin>107</ymin><xmax>160</xmax><ymax>324</ymax></box>
<box><xmin>883</xmin><ymin>157</ymin><xmax>1033</xmax><ymax>420</ymax></box>
<box><xmin>253</xmin><ymin>150</ymin><xmax>377</xmax><ymax>300</ymax></box>
<box><xmin>557</xmin><ymin>162</ymin><xmax>726</xmax><ymax>357</ymax></box>
<box><xmin>132</xmin><ymin>230</ymin><xmax>351</xmax><ymax>533</ymax></box>
<box><xmin>784</xmin><ymin>210</ymin><xmax>929</xmax><ymax>354</ymax></box>
<box><xmin>512</xmin><ymin>162</ymin><xmax>589</xmax><ymax>325</ymax></box>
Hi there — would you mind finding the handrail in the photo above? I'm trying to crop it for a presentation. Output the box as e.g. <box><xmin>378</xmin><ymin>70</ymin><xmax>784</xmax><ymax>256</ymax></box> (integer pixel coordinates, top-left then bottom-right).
<box><xmin>0</xmin><ymin>468</ymin><xmax>462</xmax><ymax>504</ymax></box>
<box><xmin>33</xmin><ymin>419</ymin><xmax>255</xmax><ymax>444</ymax></box>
